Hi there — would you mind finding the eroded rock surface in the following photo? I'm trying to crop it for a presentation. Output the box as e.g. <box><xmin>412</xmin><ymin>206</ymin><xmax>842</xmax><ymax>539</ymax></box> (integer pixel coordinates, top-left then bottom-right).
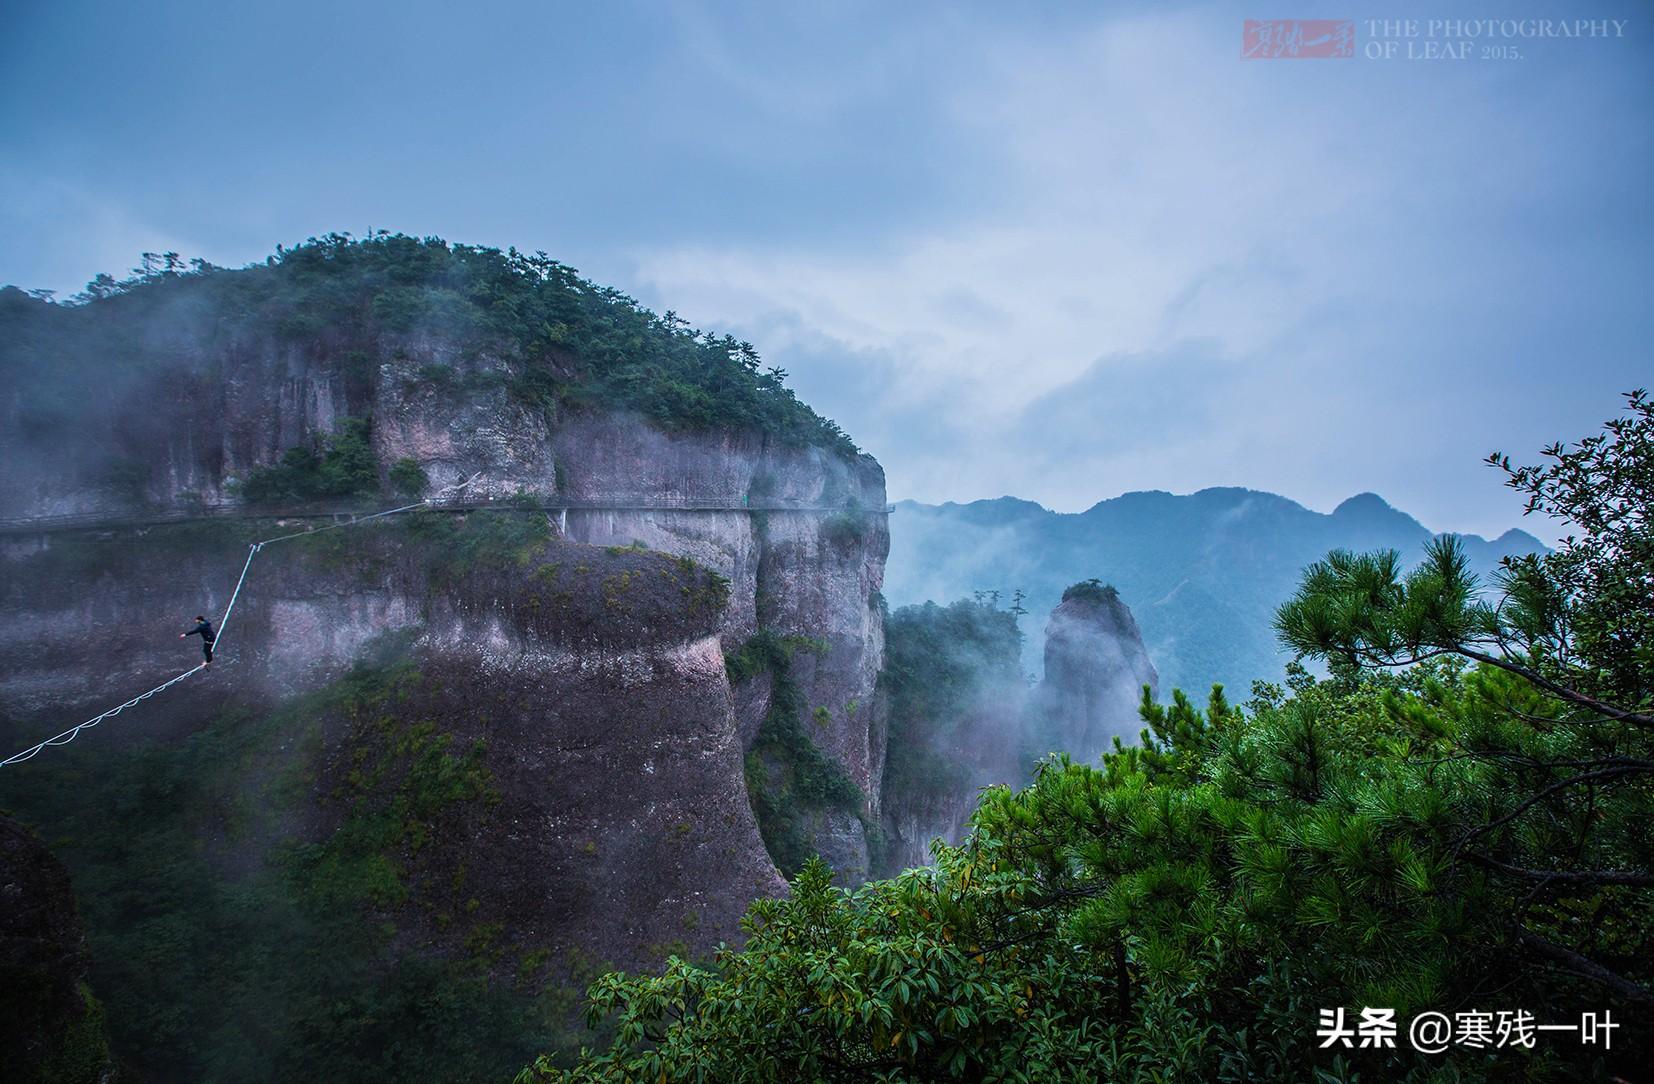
<box><xmin>0</xmin><ymin>319</ymin><xmax>889</xmax><ymax>878</ymax></box>
<box><xmin>1032</xmin><ymin>587</ymin><xmax>1158</xmax><ymax>762</ymax></box>
<box><xmin>0</xmin><ymin>525</ymin><xmax>782</xmax><ymax>974</ymax></box>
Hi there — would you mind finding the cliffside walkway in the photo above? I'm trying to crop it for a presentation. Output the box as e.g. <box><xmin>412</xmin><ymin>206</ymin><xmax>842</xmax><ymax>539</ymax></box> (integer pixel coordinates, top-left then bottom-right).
<box><xmin>0</xmin><ymin>496</ymin><xmax>893</xmax><ymax>537</ymax></box>
<box><xmin>0</xmin><ymin>481</ymin><xmax>894</xmax><ymax>767</ymax></box>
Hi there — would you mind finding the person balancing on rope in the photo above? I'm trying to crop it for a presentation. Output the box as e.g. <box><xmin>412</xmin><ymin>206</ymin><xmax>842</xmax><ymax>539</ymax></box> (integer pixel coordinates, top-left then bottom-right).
<box><xmin>179</xmin><ymin>615</ymin><xmax>215</xmax><ymax>667</ymax></box>
<box><xmin>0</xmin><ymin>474</ymin><xmax>488</xmax><ymax>770</ymax></box>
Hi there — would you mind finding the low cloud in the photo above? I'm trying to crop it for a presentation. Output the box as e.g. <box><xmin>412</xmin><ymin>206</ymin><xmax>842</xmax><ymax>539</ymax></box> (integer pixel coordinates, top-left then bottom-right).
<box><xmin>629</xmin><ymin>6</ymin><xmax>1648</xmax><ymax>541</ymax></box>
<box><xmin>1</xmin><ymin>2</ymin><xmax>1645</xmax><ymax>543</ymax></box>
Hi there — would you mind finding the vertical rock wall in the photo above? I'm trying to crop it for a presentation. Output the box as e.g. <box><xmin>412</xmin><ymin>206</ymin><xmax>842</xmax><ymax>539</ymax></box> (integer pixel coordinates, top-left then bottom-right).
<box><xmin>1032</xmin><ymin>588</ymin><xmax>1158</xmax><ymax>762</ymax></box>
<box><xmin>0</xmin><ymin>333</ymin><xmax>891</xmax><ymax>881</ymax></box>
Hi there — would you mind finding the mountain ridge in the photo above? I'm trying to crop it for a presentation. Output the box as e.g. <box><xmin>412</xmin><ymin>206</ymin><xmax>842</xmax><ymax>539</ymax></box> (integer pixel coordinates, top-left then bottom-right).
<box><xmin>902</xmin><ymin>487</ymin><xmax>1546</xmax><ymax>553</ymax></box>
<box><xmin>886</xmin><ymin>487</ymin><xmax>1546</xmax><ymax>696</ymax></box>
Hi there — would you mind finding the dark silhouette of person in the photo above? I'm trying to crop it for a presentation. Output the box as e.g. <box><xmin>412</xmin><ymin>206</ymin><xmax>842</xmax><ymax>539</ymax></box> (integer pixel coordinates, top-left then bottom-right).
<box><xmin>180</xmin><ymin>615</ymin><xmax>215</xmax><ymax>666</ymax></box>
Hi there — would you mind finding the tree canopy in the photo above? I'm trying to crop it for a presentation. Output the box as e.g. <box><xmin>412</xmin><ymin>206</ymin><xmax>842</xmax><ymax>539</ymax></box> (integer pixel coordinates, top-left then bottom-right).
<box><xmin>522</xmin><ymin>393</ymin><xmax>1654</xmax><ymax>1082</ymax></box>
<box><xmin>1</xmin><ymin>232</ymin><xmax>859</xmax><ymax>458</ymax></box>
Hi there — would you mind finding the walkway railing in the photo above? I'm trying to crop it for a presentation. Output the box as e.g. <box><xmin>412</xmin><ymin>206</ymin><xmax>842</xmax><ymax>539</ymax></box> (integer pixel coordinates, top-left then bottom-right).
<box><xmin>0</xmin><ymin>495</ymin><xmax>892</xmax><ymax>536</ymax></box>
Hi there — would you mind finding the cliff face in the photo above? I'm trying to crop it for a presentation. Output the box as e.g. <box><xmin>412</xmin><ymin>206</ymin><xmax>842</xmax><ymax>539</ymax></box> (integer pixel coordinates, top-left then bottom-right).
<box><xmin>877</xmin><ymin>692</ymin><xmax>1024</xmax><ymax>875</ymax></box>
<box><xmin>0</xmin><ymin>522</ymin><xmax>782</xmax><ymax>975</ymax></box>
<box><xmin>547</xmin><ymin>414</ymin><xmax>890</xmax><ymax>809</ymax></box>
<box><xmin>875</xmin><ymin>588</ymin><xmax>1159</xmax><ymax>876</ymax></box>
<box><xmin>0</xmin><ymin>315</ymin><xmax>890</xmax><ymax>875</ymax></box>
<box><xmin>0</xmin><ymin>239</ymin><xmax>888</xmax><ymax>1077</ymax></box>
<box><xmin>0</xmin><ymin>814</ymin><xmax>116</xmax><ymax>1084</ymax></box>
<box><xmin>1031</xmin><ymin>587</ymin><xmax>1158</xmax><ymax>762</ymax></box>
<box><xmin>872</xmin><ymin>600</ymin><xmax>1027</xmax><ymax>877</ymax></box>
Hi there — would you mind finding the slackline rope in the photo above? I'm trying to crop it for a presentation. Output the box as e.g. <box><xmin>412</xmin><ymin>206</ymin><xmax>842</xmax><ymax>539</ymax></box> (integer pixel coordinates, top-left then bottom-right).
<box><xmin>0</xmin><ymin>475</ymin><xmax>480</xmax><ymax>768</ymax></box>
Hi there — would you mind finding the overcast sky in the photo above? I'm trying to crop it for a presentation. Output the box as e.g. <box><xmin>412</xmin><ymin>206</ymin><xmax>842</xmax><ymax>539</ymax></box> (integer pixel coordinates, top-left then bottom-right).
<box><xmin>3</xmin><ymin>1</ymin><xmax>1649</xmax><ymax>541</ymax></box>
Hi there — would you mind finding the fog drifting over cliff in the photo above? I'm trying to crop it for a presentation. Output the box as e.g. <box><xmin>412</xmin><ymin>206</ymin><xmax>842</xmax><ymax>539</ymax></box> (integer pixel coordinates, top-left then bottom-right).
<box><xmin>4</xmin><ymin>2</ymin><xmax>1649</xmax><ymax>544</ymax></box>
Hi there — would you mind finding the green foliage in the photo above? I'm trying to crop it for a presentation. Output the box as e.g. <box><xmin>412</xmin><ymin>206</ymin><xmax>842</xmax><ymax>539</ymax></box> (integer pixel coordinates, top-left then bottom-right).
<box><xmin>532</xmin><ymin>660</ymin><xmax>1643</xmax><ymax>1081</ymax></box>
<box><xmin>1265</xmin><ymin>390</ymin><xmax>1654</xmax><ymax>1024</ymax></box>
<box><xmin>881</xmin><ymin>599</ymin><xmax>1025</xmax><ymax>807</ymax></box>
<box><xmin>1488</xmin><ymin>388</ymin><xmax>1654</xmax><ymax>710</ymax></box>
<box><xmin>20</xmin><ymin>983</ymin><xmax>110</xmax><ymax>1084</ymax></box>
<box><xmin>292</xmin><ymin>664</ymin><xmax>501</xmax><ymax>908</ymax></box>
<box><xmin>98</xmin><ymin>456</ymin><xmax>153</xmax><ymax>507</ymax></box>
<box><xmin>16</xmin><ymin>233</ymin><xmax>857</xmax><ymax>455</ymax></box>
<box><xmin>672</xmin><ymin>554</ymin><xmax>731</xmax><ymax>621</ymax></box>
<box><xmin>388</xmin><ymin>456</ymin><xmax>429</xmax><ymax>497</ymax></box>
<box><xmin>0</xmin><ymin>661</ymin><xmax>555</xmax><ymax>1083</ymax></box>
<box><xmin>235</xmin><ymin>417</ymin><xmax>380</xmax><ymax>504</ymax></box>
<box><xmin>1060</xmin><ymin>577</ymin><xmax>1120</xmax><ymax>605</ymax></box>
<box><xmin>725</xmin><ymin>628</ymin><xmax>791</xmax><ymax>684</ymax></box>
<box><xmin>729</xmin><ymin>630</ymin><xmax>866</xmax><ymax>876</ymax></box>
<box><xmin>405</xmin><ymin>502</ymin><xmax>553</xmax><ymax>585</ymax></box>
<box><xmin>823</xmin><ymin>508</ymin><xmax>870</xmax><ymax>551</ymax></box>
<box><xmin>531</xmin><ymin>401</ymin><xmax>1654</xmax><ymax>1081</ymax></box>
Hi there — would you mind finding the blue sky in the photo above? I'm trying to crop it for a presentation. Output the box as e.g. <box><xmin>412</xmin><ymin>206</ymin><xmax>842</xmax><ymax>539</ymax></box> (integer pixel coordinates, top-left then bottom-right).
<box><xmin>3</xmin><ymin>1</ymin><xmax>1649</xmax><ymax>541</ymax></box>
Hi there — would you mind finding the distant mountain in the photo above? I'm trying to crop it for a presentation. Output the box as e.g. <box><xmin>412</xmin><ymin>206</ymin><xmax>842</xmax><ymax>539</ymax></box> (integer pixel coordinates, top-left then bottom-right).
<box><xmin>885</xmin><ymin>488</ymin><xmax>1547</xmax><ymax>697</ymax></box>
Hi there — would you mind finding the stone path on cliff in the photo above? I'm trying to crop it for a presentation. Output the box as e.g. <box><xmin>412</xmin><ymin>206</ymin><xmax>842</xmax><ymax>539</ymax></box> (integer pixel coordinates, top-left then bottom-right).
<box><xmin>0</xmin><ymin>495</ymin><xmax>894</xmax><ymax>536</ymax></box>
<box><xmin>1</xmin><ymin>479</ymin><xmax>894</xmax><ymax>766</ymax></box>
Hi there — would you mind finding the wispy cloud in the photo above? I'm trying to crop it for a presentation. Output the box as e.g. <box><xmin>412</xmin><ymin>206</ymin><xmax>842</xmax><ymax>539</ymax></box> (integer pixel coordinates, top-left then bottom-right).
<box><xmin>1</xmin><ymin>1</ymin><xmax>1647</xmax><ymax>542</ymax></box>
<box><xmin>629</xmin><ymin>6</ymin><xmax>1651</xmax><ymax>540</ymax></box>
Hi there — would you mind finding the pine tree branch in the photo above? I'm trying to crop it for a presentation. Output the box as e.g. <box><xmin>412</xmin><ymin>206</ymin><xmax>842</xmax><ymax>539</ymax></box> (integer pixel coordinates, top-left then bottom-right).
<box><xmin>1513</xmin><ymin>928</ymin><xmax>1654</xmax><ymax>1006</ymax></box>
<box><xmin>1456</xmin><ymin>647</ymin><xmax>1654</xmax><ymax>729</ymax></box>
<box><xmin>1337</xmin><ymin>638</ymin><xmax>1653</xmax><ymax>729</ymax></box>
<box><xmin>1467</xmin><ymin>852</ymin><xmax>1654</xmax><ymax>888</ymax></box>
<box><xmin>1454</xmin><ymin>764</ymin><xmax>1654</xmax><ymax>851</ymax></box>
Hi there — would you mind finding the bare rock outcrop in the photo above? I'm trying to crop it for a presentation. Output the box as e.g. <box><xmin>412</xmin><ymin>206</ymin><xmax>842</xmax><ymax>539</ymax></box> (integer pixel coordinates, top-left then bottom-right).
<box><xmin>1031</xmin><ymin>581</ymin><xmax>1158</xmax><ymax>762</ymax></box>
<box><xmin>0</xmin><ymin>315</ymin><xmax>890</xmax><ymax>879</ymax></box>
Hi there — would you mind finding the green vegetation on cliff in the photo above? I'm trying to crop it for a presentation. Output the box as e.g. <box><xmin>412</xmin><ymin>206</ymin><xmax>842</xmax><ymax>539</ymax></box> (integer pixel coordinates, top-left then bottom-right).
<box><xmin>0</xmin><ymin>817</ymin><xmax>115</xmax><ymax>1084</ymax></box>
<box><xmin>0</xmin><ymin>508</ymin><xmax>745</xmax><ymax>1082</ymax></box>
<box><xmin>729</xmin><ymin>629</ymin><xmax>867</xmax><ymax>878</ymax></box>
<box><xmin>1059</xmin><ymin>577</ymin><xmax>1119</xmax><ymax>606</ymax></box>
<box><xmin>235</xmin><ymin>417</ymin><xmax>381</xmax><ymax>504</ymax></box>
<box><xmin>1</xmin><ymin>231</ymin><xmax>859</xmax><ymax>460</ymax></box>
<box><xmin>0</xmin><ymin>659</ymin><xmax>558</xmax><ymax>1082</ymax></box>
<box><xmin>880</xmin><ymin>599</ymin><xmax>1025</xmax><ymax>811</ymax></box>
<box><xmin>526</xmin><ymin>398</ymin><xmax>1654</xmax><ymax>1081</ymax></box>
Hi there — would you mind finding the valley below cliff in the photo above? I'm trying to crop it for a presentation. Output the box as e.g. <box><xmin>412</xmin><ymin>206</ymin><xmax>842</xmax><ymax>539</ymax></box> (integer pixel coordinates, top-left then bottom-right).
<box><xmin>885</xmin><ymin>489</ymin><xmax>1547</xmax><ymax>696</ymax></box>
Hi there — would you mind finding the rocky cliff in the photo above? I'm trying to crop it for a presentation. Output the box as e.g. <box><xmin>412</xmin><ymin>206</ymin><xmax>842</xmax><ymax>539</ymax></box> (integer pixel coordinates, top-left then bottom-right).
<box><xmin>872</xmin><ymin>599</ymin><xmax>1028</xmax><ymax>876</ymax></box>
<box><xmin>0</xmin><ymin>814</ymin><xmax>116</xmax><ymax>1084</ymax></box>
<box><xmin>875</xmin><ymin>586</ymin><xmax>1158</xmax><ymax>877</ymax></box>
<box><xmin>1030</xmin><ymin>581</ymin><xmax>1158</xmax><ymax>763</ymax></box>
<box><xmin>1</xmin><ymin>520</ymin><xmax>782</xmax><ymax>972</ymax></box>
<box><xmin>0</xmin><ymin>238</ymin><xmax>889</xmax><ymax>1075</ymax></box>
<box><xmin>0</xmin><ymin>238</ymin><xmax>890</xmax><ymax>877</ymax></box>
<box><xmin>876</xmin><ymin>690</ymin><xmax>1024</xmax><ymax>876</ymax></box>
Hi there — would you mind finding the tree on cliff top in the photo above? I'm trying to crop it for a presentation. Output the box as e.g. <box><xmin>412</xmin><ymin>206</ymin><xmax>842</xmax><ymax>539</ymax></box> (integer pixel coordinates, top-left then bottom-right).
<box><xmin>1059</xmin><ymin>578</ymin><xmax>1120</xmax><ymax>606</ymax></box>
<box><xmin>522</xmin><ymin>394</ymin><xmax>1654</xmax><ymax>1082</ymax></box>
<box><xmin>1</xmin><ymin>232</ymin><xmax>859</xmax><ymax>457</ymax></box>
